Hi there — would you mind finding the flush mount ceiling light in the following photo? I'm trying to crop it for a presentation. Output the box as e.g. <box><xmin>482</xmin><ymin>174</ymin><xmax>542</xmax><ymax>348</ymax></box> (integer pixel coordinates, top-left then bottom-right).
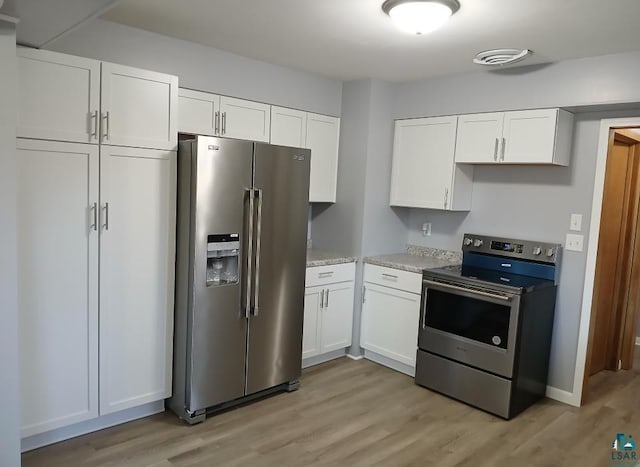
<box><xmin>473</xmin><ymin>49</ymin><xmax>533</xmax><ymax>66</ymax></box>
<box><xmin>382</xmin><ymin>0</ymin><xmax>460</xmax><ymax>35</ymax></box>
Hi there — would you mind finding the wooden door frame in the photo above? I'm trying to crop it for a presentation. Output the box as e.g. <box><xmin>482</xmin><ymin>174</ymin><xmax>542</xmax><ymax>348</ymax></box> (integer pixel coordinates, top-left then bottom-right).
<box><xmin>573</xmin><ymin>117</ymin><xmax>640</xmax><ymax>407</ymax></box>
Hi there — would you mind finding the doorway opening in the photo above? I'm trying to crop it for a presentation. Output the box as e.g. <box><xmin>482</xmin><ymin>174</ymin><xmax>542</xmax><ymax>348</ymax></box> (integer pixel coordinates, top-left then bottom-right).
<box><xmin>582</xmin><ymin>127</ymin><xmax>640</xmax><ymax>403</ymax></box>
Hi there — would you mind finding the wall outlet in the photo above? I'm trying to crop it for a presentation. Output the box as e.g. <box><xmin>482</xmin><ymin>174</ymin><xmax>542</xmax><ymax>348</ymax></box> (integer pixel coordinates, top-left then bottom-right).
<box><xmin>570</xmin><ymin>213</ymin><xmax>583</xmax><ymax>231</ymax></box>
<box><xmin>565</xmin><ymin>233</ymin><xmax>584</xmax><ymax>252</ymax></box>
<box><xmin>422</xmin><ymin>222</ymin><xmax>432</xmax><ymax>236</ymax></box>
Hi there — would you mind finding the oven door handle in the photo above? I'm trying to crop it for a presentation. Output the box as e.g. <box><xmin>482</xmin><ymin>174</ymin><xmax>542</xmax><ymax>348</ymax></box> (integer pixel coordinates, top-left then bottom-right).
<box><xmin>422</xmin><ymin>279</ymin><xmax>514</xmax><ymax>302</ymax></box>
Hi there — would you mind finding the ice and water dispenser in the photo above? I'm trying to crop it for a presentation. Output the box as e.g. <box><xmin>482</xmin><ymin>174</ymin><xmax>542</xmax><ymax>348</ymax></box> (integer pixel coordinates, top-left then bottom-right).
<box><xmin>206</xmin><ymin>234</ymin><xmax>240</xmax><ymax>286</ymax></box>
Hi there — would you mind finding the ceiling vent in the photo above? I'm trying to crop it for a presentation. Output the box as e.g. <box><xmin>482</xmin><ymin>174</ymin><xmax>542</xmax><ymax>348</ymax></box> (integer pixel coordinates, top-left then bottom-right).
<box><xmin>473</xmin><ymin>49</ymin><xmax>532</xmax><ymax>66</ymax></box>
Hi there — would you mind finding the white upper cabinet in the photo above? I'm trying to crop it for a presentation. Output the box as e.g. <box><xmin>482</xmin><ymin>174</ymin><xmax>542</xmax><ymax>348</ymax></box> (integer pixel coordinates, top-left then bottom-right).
<box><xmin>454</xmin><ymin>112</ymin><xmax>504</xmax><ymax>164</ymax></box>
<box><xmin>101</xmin><ymin>62</ymin><xmax>178</xmax><ymax>151</ymax></box>
<box><xmin>17</xmin><ymin>48</ymin><xmax>178</xmax><ymax>151</ymax></box>
<box><xmin>17</xmin><ymin>48</ymin><xmax>101</xmax><ymax>144</ymax></box>
<box><xmin>390</xmin><ymin>116</ymin><xmax>473</xmax><ymax>211</ymax></box>
<box><xmin>455</xmin><ymin>108</ymin><xmax>574</xmax><ymax>166</ymax></box>
<box><xmin>17</xmin><ymin>139</ymin><xmax>100</xmax><ymax>437</ymax></box>
<box><xmin>219</xmin><ymin>96</ymin><xmax>271</xmax><ymax>142</ymax></box>
<box><xmin>307</xmin><ymin>113</ymin><xmax>340</xmax><ymax>203</ymax></box>
<box><xmin>178</xmin><ymin>88</ymin><xmax>219</xmax><ymax>136</ymax></box>
<box><xmin>270</xmin><ymin>106</ymin><xmax>307</xmax><ymax>148</ymax></box>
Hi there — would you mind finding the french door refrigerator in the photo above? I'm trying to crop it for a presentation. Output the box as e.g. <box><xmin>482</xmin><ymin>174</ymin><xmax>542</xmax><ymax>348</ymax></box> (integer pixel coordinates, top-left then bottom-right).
<box><xmin>169</xmin><ymin>135</ymin><xmax>311</xmax><ymax>424</ymax></box>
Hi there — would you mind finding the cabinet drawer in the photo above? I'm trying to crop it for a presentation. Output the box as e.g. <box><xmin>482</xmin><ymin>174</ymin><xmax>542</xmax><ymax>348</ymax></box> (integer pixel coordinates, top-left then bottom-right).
<box><xmin>363</xmin><ymin>264</ymin><xmax>421</xmax><ymax>294</ymax></box>
<box><xmin>306</xmin><ymin>262</ymin><xmax>355</xmax><ymax>287</ymax></box>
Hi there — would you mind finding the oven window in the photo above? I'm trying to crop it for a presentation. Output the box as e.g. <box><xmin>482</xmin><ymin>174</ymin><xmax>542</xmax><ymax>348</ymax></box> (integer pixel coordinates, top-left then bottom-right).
<box><xmin>424</xmin><ymin>288</ymin><xmax>511</xmax><ymax>349</ymax></box>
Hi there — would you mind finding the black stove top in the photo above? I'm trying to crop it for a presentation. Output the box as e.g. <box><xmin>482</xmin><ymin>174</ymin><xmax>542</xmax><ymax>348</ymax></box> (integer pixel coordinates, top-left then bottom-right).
<box><xmin>423</xmin><ymin>264</ymin><xmax>556</xmax><ymax>294</ymax></box>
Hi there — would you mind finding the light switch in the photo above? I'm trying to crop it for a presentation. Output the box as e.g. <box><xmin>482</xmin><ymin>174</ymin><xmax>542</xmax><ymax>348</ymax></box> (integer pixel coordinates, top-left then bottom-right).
<box><xmin>570</xmin><ymin>213</ymin><xmax>582</xmax><ymax>231</ymax></box>
<box><xmin>566</xmin><ymin>233</ymin><xmax>584</xmax><ymax>252</ymax></box>
<box><xmin>422</xmin><ymin>222</ymin><xmax>432</xmax><ymax>236</ymax></box>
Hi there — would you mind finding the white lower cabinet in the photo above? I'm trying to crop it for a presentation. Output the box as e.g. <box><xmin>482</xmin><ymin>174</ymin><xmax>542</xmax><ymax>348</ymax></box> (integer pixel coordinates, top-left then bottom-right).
<box><xmin>360</xmin><ymin>264</ymin><xmax>422</xmax><ymax>374</ymax></box>
<box><xmin>16</xmin><ymin>139</ymin><xmax>176</xmax><ymax>438</ymax></box>
<box><xmin>302</xmin><ymin>263</ymin><xmax>355</xmax><ymax>365</ymax></box>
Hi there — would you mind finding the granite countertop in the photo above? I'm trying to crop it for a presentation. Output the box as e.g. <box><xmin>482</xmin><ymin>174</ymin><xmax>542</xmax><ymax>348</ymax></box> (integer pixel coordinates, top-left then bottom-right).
<box><xmin>306</xmin><ymin>250</ymin><xmax>357</xmax><ymax>267</ymax></box>
<box><xmin>363</xmin><ymin>245</ymin><xmax>462</xmax><ymax>274</ymax></box>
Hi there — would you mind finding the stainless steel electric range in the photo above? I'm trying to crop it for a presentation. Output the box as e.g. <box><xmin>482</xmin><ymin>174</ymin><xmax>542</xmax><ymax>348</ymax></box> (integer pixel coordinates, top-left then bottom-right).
<box><xmin>415</xmin><ymin>234</ymin><xmax>561</xmax><ymax>419</ymax></box>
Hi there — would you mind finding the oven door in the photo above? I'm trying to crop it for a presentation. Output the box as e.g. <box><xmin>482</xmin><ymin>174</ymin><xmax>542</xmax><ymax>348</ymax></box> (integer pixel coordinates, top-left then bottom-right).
<box><xmin>418</xmin><ymin>278</ymin><xmax>520</xmax><ymax>378</ymax></box>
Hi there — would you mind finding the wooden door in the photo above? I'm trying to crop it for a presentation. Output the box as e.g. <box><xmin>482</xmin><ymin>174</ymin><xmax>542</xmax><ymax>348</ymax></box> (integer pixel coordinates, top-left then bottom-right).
<box><xmin>454</xmin><ymin>112</ymin><xmax>504</xmax><ymax>163</ymax></box>
<box><xmin>360</xmin><ymin>283</ymin><xmax>421</xmax><ymax>367</ymax></box>
<box><xmin>502</xmin><ymin>109</ymin><xmax>558</xmax><ymax>164</ymax></box>
<box><xmin>99</xmin><ymin>145</ymin><xmax>176</xmax><ymax>415</ymax></box>
<box><xmin>219</xmin><ymin>96</ymin><xmax>271</xmax><ymax>142</ymax></box>
<box><xmin>16</xmin><ymin>139</ymin><xmax>99</xmax><ymax>436</ymax></box>
<box><xmin>389</xmin><ymin>116</ymin><xmax>458</xmax><ymax>209</ymax></box>
<box><xmin>178</xmin><ymin>88</ymin><xmax>220</xmax><ymax>136</ymax></box>
<box><xmin>321</xmin><ymin>282</ymin><xmax>354</xmax><ymax>353</ymax></box>
<box><xmin>101</xmin><ymin>62</ymin><xmax>178</xmax><ymax>150</ymax></box>
<box><xmin>306</xmin><ymin>113</ymin><xmax>340</xmax><ymax>203</ymax></box>
<box><xmin>17</xmin><ymin>48</ymin><xmax>100</xmax><ymax>144</ymax></box>
<box><xmin>587</xmin><ymin>131</ymin><xmax>640</xmax><ymax>378</ymax></box>
<box><xmin>302</xmin><ymin>287</ymin><xmax>322</xmax><ymax>359</ymax></box>
<box><xmin>270</xmin><ymin>106</ymin><xmax>307</xmax><ymax>148</ymax></box>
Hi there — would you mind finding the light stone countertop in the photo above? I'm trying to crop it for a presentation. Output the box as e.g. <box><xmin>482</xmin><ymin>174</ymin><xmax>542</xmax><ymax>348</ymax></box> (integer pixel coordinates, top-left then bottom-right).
<box><xmin>306</xmin><ymin>250</ymin><xmax>357</xmax><ymax>268</ymax></box>
<box><xmin>363</xmin><ymin>245</ymin><xmax>462</xmax><ymax>274</ymax></box>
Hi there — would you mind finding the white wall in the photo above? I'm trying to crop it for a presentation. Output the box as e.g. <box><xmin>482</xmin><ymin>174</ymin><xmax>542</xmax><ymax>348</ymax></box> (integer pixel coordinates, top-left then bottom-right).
<box><xmin>46</xmin><ymin>19</ymin><xmax>342</xmax><ymax>116</ymax></box>
<box><xmin>0</xmin><ymin>18</ymin><xmax>20</xmax><ymax>467</ymax></box>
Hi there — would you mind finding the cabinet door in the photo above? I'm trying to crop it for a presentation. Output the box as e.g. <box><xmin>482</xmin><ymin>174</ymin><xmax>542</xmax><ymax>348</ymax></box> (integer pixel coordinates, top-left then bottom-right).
<box><xmin>360</xmin><ymin>283</ymin><xmax>420</xmax><ymax>367</ymax></box>
<box><xmin>321</xmin><ymin>282</ymin><xmax>354</xmax><ymax>353</ymax></box>
<box><xmin>270</xmin><ymin>106</ymin><xmax>307</xmax><ymax>148</ymax></box>
<box><xmin>16</xmin><ymin>139</ymin><xmax>99</xmax><ymax>437</ymax></box>
<box><xmin>454</xmin><ymin>112</ymin><xmax>504</xmax><ymax>163</ymax></box>
<box><xmin>17</xmin><ymin>48</ymin><xmax>100</xmax><ymax>144</ymax></box>
<box><xmin>307</xmin><ymin>113</ymin><xmax>340</xmax><ymax>203</ymax></box>
<box><xmin>219</xmin><ymin>96</ymin><xmax>271</xmax><ymax>142</ymax></box>
<box><xmin>502</xmin><ymin>109</ymin><xmax>559</xmax><ymax>164</ymax></box>
<box><xmin>178</xmin><ymin>88</ymin><xmax>220</xmax><ymax>136</ymax></box>
<box><xmin>303</xmin><ymin>287</ymin><xmax>323</xmax><ymax>359</ymax></box>
<box><xmin>101</xmin><ymin>62</ymin><xmax>178</xmax><ymax>150</ymax></box>
<box><xmin>390</xmin><ymin>116</ymin><xmax>458</xmax><ymax>209</ymax></box>
<box><xmin>99</xmin><ymin>146</ymin><xmax>176</xmax><ymax>415</ymax></box>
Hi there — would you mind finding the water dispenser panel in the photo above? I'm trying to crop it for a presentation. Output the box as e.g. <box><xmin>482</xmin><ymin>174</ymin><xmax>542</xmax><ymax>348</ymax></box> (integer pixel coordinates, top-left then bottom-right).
<box><xmin>206</xmin><ymin>233</ymin><xmax>240</xmax><ymax>286</ymax></box>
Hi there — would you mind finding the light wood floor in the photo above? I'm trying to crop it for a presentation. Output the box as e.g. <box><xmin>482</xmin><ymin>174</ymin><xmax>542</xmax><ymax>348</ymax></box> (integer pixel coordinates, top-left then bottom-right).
<box><xmin>23</xmin><ymin>352</ymin><xmax>640</xmax><ymax>467</ymax></box>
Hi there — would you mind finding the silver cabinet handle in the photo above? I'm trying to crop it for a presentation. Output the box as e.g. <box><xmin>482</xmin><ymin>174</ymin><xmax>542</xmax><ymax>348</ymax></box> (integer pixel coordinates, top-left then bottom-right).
<box><xmin>493</xmin><ymin>137</ymin><xmax>499</xmax><ymax>161</ymax></box>
<box><xmin>325</xmin><ymin>289</ymin><xmax>329</xmax><ymax>308</ymax></box>
<box><xmin>103</xmin><ymin>203</ymin><xmax>110</xmax><ymax>230</ymax></box>
<box><xmin>501</xmin><ymin>137</ymin><xmax>506</xmax><ymax>162</ymax></box>
<box><xmin>214</xmin><ymin>111</ymin><xmax>220</xmax><ymax>135</ymax></box>
<box><xmin>382</xmin><ymin>273</ymin><xmax>398</xmax><ymax>280</ymax></box>
<box><xmin>252</xmin><ymin>188</ymin><xmax>263</xmax><ymax>316</ymax></box>
<box><xmin>320</xmin><ymin>288</ymin><xmax>324</xmax><ymax>308</ymax></box>
<box><xmin>223</xmin><ymin>112</ymin><xmax>227</xmax><ymax>135</ymax></box>
<box><xmin>90</xmin><ymin>110</ymin><xmax>99</xmax><ymax>140</ymax></box>
<box><xmin>318</xmin><ymin>271</ymin><xmax>334</xmax><ymax>278</ymax></box>
<box><xmin>90</xmin><ymin>202</ymin><xmax>97</xmax><ymax>231</ymax></box>
<box><xmin>244</xmin><ymin>188</ymin><xmax>254</xmax><ymax>318</ymax></box>
<box><xmin>444</xmin><ymin>187</ymin><xmax>449</xmax><ymax>209</ymax></box>
<box><xmin>102</xmin><ymin>112</ymin><xmax>110</xmax><ymax>141</ymax></box>
<box><xmin>362</xmin><ymin>286</ymin><xmax>366</xmax><ymax>304</ymax></box>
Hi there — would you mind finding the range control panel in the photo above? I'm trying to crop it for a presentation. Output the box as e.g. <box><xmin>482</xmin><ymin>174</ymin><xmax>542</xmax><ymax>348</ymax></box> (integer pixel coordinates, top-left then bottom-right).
<box><xmin>462</xmin><ymin>234</ymin><xmax>561</xmax><ymax>265</ymax></box>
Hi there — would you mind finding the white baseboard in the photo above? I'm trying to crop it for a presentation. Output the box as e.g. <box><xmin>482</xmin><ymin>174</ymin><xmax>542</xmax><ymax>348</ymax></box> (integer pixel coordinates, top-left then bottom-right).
<box><xmin>302</xmin><ymin>348</ymin><xmax>348</xmax><ymax>368</ymax></box>
<box><xmin>545</xmin><ymin>385</ymin><xmax>579</xmax><ymax>407</ymax></box>
<box><xmin>21</xmin><ymin>400</ymin><xmax>165</xmax><ymax>452</ymax></box>
<box><xmin>346</xmin><ymin>353</ymin><xmax>363</xmax><ymax>361</ymax></box>
<box><xmin>363</xmin><ymin>350</ymin><xmax>415</xmax><ymax>377</ymax></box>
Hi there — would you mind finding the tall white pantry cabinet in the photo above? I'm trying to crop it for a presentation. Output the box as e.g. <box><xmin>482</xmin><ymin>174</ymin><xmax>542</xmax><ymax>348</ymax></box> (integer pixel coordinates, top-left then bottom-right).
<box><xmin>16</xmin><ymin>48</ymin><xmax>178</xmax><ymax>438</ymax></box>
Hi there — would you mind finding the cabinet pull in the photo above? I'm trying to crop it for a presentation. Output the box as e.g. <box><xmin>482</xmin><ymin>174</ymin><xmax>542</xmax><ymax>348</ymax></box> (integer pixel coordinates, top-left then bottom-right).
<box><xmin>102</xmin><ymin>112</ymin><xmax>110</xmax><ymax>141</ymax></box>
<box><xmin>444</xmin><ymin>187</ymin><xmax>449</xmax><ymax>209</ymax></box>
<box><xmin>382</xmin><ymin>273</ymin><xmax>398</xmax><ymax>280</ymax></box>
<box><xmin>90</xmin><ymin>110</ymin><xmax>99</xmax><ymax>139</ymax></box>
<box><xmin>501</xmin><ymin>137</ymin><xmax>506</xmax><ymax>162</ymax></box>
<box><xmin>103</xmin><ymin>203</ymin><xmax>110</xmax><ymax>230</ymax></box>
<box><xmin>320</xmin><ymin>288</ymin><xmax>324</xmax><ymax>308</ymax></box>
<box><xmin>325</xmin><ymin>289</ymin><xmax>329</xmax><ymax>308</ymax></box>
<box><xmin>362</xmin><ymin>286</ymin><xmax>366</xmax><ymax>304</ymax></box>
<box><xmin>90</xmin><ymin>202</ymin><xmax>97</xmax><ymax>231</ymax></box>
<box><xmin>214</xmin><ymin>111</ymin><xmax>220</xmax><ymax>135</ymax></box>
<box><xmin>318</xmin><ymin>271</ymin><xmax>334</xmax><ymax>278</ymax></box>
<box><xmin>493</xmin><ymin>137</ymin><xmax>499</xmax><ymax>161</ymax></box>
<box><xmin>222</xmin><ymin>112</ymin><xmax>227</xmax><ymax>135</ymax></box>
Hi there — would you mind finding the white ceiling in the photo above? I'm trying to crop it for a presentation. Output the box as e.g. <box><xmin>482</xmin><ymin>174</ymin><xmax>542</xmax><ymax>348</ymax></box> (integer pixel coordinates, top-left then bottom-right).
<box><xmin>101</xmin><ymin>0</ymin><xmax>640</xmax><ymax>82</ymax></box>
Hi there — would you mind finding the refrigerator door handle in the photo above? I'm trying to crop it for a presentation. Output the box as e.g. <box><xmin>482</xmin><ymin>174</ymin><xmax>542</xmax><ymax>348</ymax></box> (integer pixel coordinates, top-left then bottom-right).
<box><xmin>252</xmin><ymin>188</ymin><xmax>263</xmax><ymax>316</ymax></box>
<box><xmin>243</xmin><ymin>188</ymin><xmax>255</xmax><ymax>319</ymax></box>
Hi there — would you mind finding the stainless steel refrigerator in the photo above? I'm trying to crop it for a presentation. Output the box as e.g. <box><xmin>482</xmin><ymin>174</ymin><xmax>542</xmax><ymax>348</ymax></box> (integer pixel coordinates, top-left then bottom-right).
<box><xmin>169</xmin><ymin>135</ymin><xmax>311</xmax><ymax>424</ymax></box>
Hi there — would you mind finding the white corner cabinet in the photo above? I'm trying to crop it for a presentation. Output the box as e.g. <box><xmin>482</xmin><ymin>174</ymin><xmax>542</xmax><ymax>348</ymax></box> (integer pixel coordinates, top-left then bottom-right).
<box><xmin>269</xmin><ymin>107</ymin><xmax>341</xmax><ymax>203</ymax></box>
<box><xmin>16</xmin><ymin>139</ymin><xmax>176</xmax><ymax>437</ymax></box>
<box><xmin>17</xmin><ymin>47</ymin><xmax>178</xmax><ymax>151</ymax></box>
<box><xmin>303</xmin><ymin>262</ymin><xmax>355</xmax><ymax>366</ymax></box>
<box><xmin>454</xmin><ymin>108</ymin><xmax>574</xmax><ymax>165</ymax></box>
<box><xmin>360</xmin><ymin>264</ymin><xmax>422</xmax><ymax>376</ymax></box>
<box><xmin>178</xmin><ymin>88</ymin><xmax>271</xmax><ymax>142</ymax></box>
<box><xmin>390</xmin><ymin>116</ymin><xmax>473</xmax><ymax>210</ymax></box>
